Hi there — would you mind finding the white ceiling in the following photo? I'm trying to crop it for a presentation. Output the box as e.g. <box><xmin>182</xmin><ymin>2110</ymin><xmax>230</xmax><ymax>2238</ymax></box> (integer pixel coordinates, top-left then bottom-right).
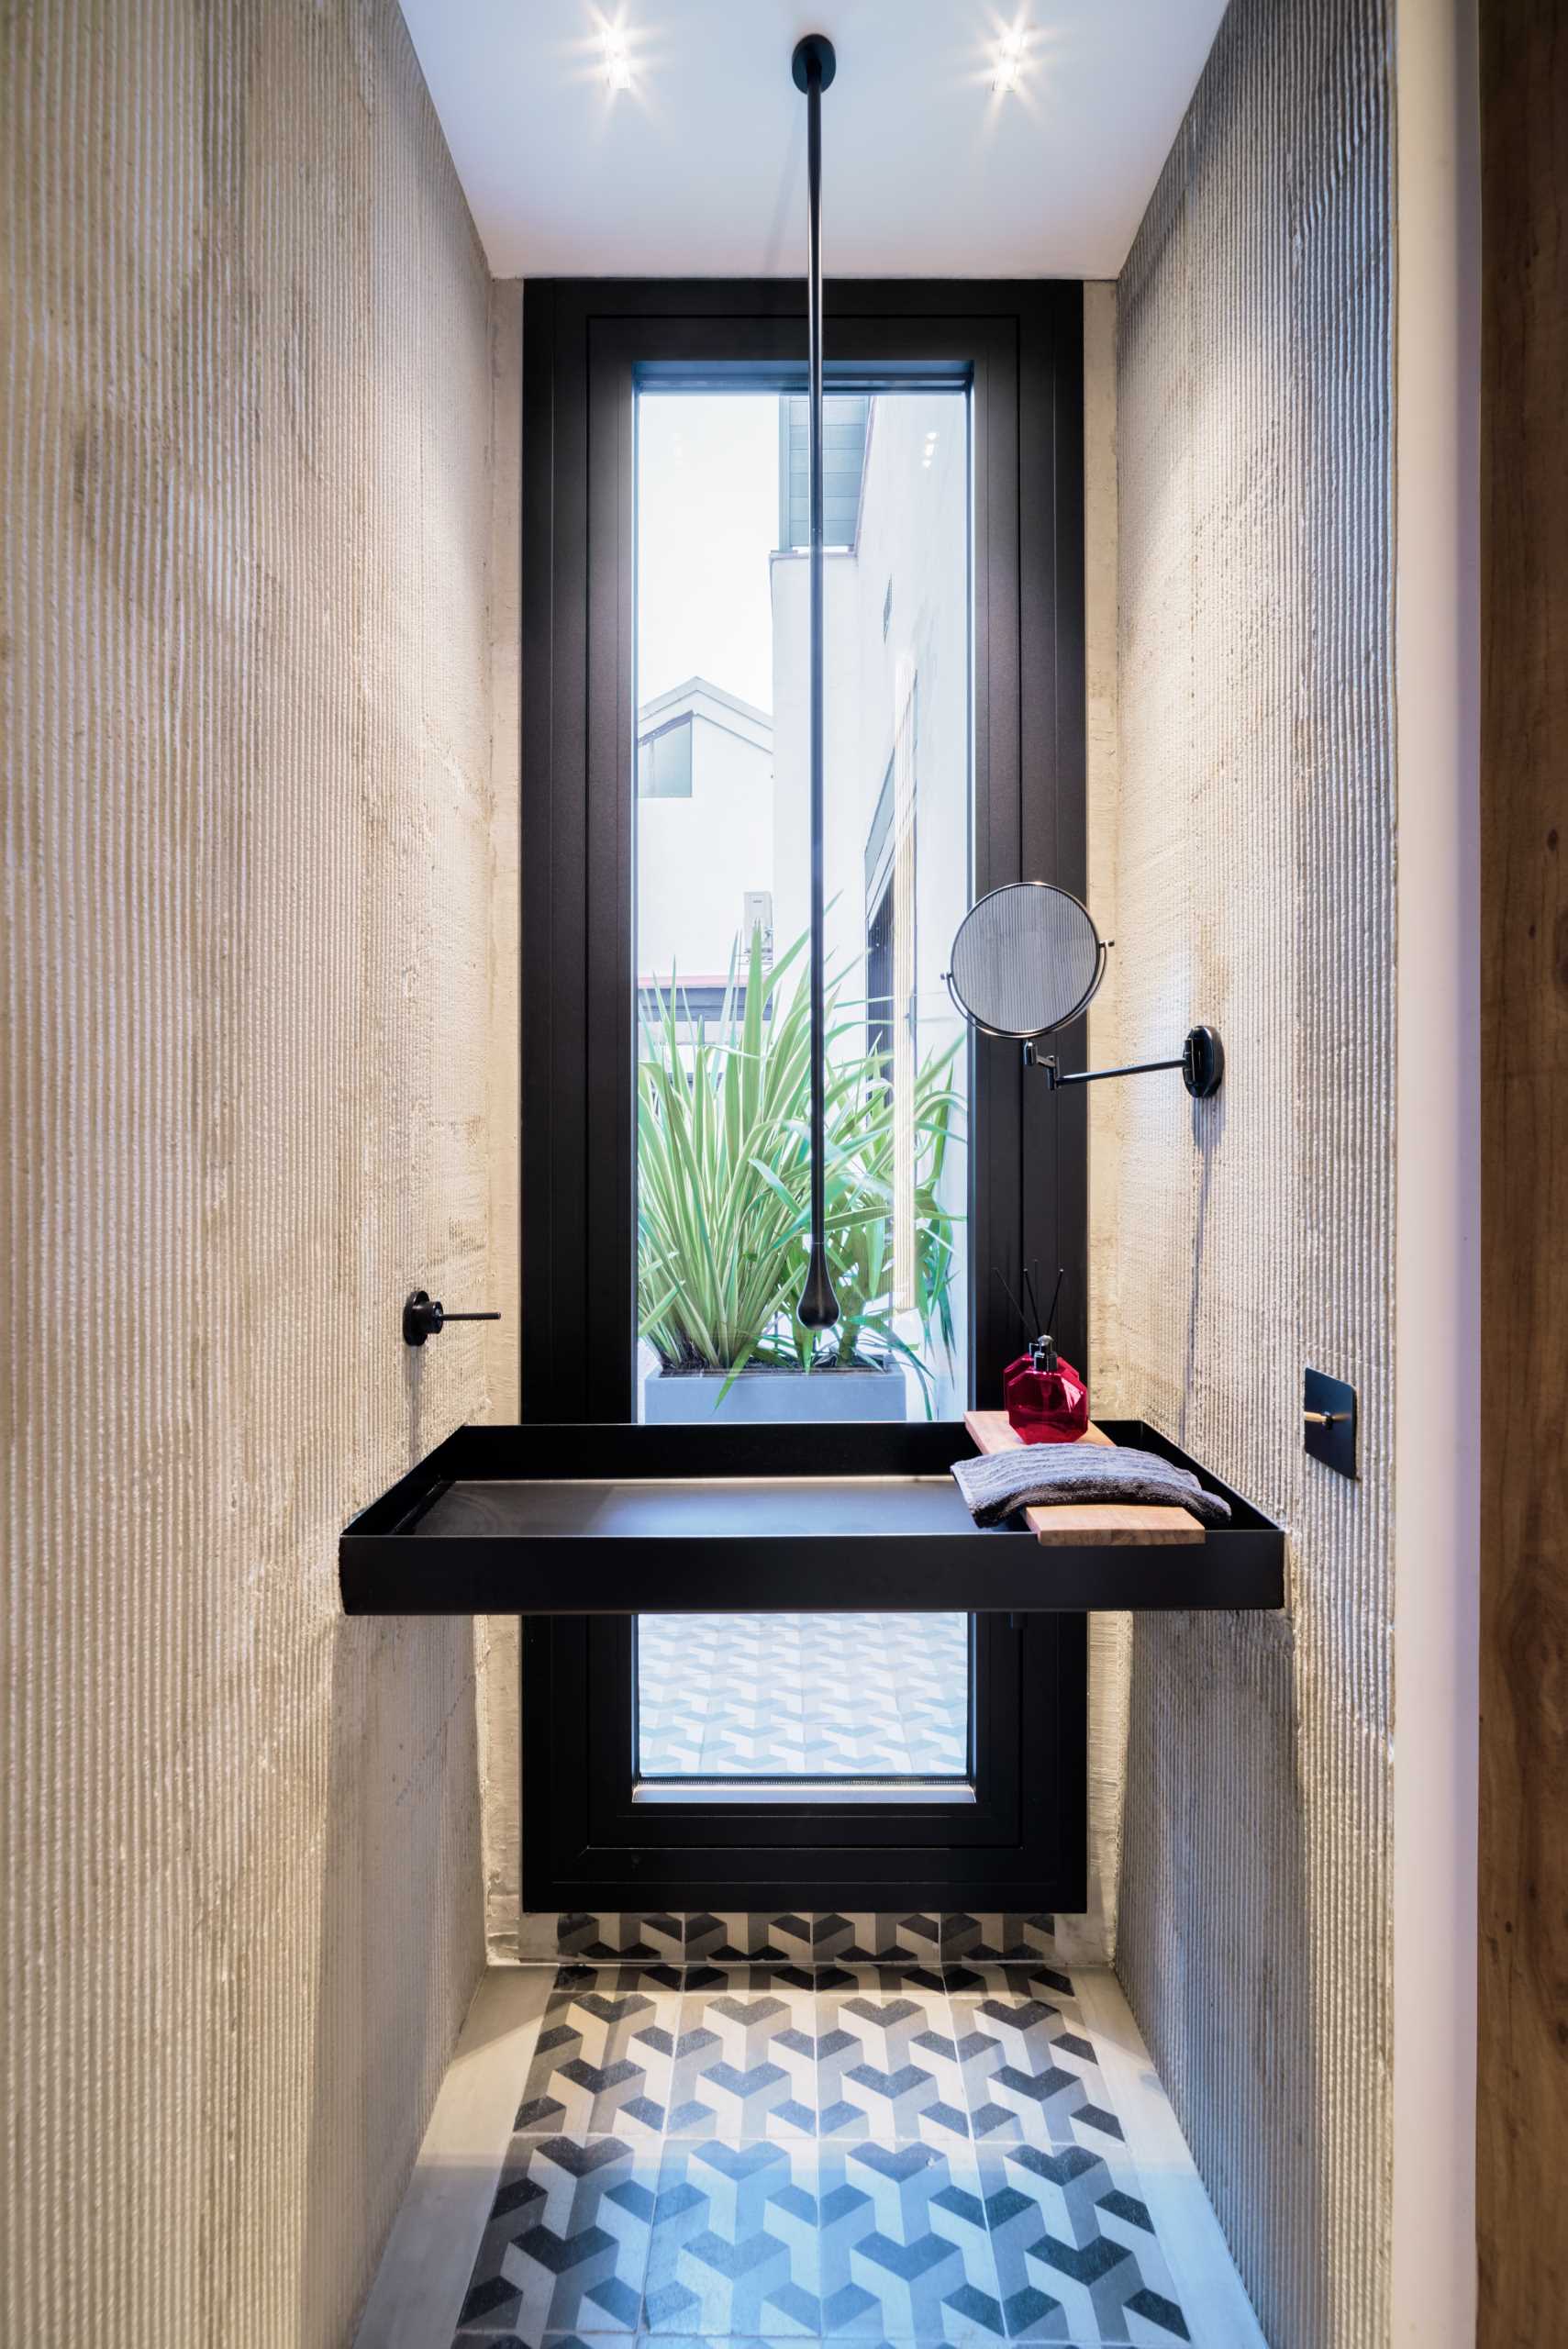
<box><xmin>399</xmin><ymin>1</ymin><xmax>1228</xmax><ymax>281</ymax></box>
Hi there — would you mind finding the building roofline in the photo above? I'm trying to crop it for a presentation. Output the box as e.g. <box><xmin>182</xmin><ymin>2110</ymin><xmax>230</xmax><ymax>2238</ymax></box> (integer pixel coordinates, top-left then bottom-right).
<box><xmin>638</xmin><ymin>674</ymin><xmax>773</xmax><ymax>736</ymax></box>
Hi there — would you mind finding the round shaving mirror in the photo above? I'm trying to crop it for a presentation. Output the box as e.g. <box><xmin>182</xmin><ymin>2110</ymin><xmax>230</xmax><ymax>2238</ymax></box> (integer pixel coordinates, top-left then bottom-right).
<box><xmin>945</xmin><ymin>882</ymin><xmax>1106</xmax><ymax>1040</ymax></box>
<box><xmin>944</xmin><ymin>881</ymin><xmax>1223</xmax><ymax>1098</ymax></box>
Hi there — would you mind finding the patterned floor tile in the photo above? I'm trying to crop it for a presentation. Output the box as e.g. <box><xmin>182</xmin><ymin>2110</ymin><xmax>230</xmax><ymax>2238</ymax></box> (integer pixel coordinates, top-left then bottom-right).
<box><xmin>452</xmin><ymin>2135</ymin><xmax>658</xmax><ymax>2343</ymax></box>
<box><xmin>944</xmin><ymin>1971</ymin><xmax>1084</xmax><ymax>2039</ymax></box>
<box><xmin>942</xmin><ymin>1961</ymin><xmax>1075</xmax><ymax>2003</ymax></box>
<box><xmin>939</xmin><ymin>1918</ymin><xmax>1061</xmax><ymax>1968</ymax></box>
<box><xmin>632</xmin><ymin>2339</ymin><xmax>782</xmax><ymax>2349</ymax></box>
<box><xmin>640</xmin><ymin>2139</ymin><xmax>1012</xmax><ymax>2346</ymax></box>
<box><xmin>976</xmin><ymin>2143</ymin><xmax>1190</xmax><ymax>2342</ymax></box>
<box><xmin>444</xmin><ymin>1963</ymin><xmax>1252</xmax><ymax>2349</ymax></box>
<box><xmin>953</xmin><ymin>1988</ymin><xmax>1127</xmax><ymax>2159</ymax></box>
<box><xmin>817</xmin><ymin>1963</ymin><xmax>952</xmax><ymax>2002</ymax></box>
<box><xmin>818</xmin><ymin>2141</ymin><xmax>1006</xmax><ymax>2344</ymax></box>
<box><xmin>515</xmin><ymin>1970</ymin><xmax>686</xmax><ymax>2139</ymax></box>
<box><xmin>645</xmin><ymin>2142</ymin><xmax>825</xmax><ymax>2333</ymax></box>
<box><xmin>816</xmin><ymin>1977</ymin><xmax>956</xmax><ymax>2142</ymax></box>
<box><xmin>545</xmin><ymin>1913</ymin><xmax>965</xmax><ymax>1967</ymax></box>
<box><xmin>455</xmin><ymin>2332</ymin><xmax>610</xmax><ymax>2348</ymax></box>
<box><xmin>748</xmin><ymin>1916</ymin><xmax>956</xmax><ymax>1969</ymax></box>
<box><xmin>700</xmin><ymin>1964</ymin><xmax>823</xmax><ymax>1996</ymax></box>
<box><xmin>670</xmin><ymin>1975</ymin><xmax>820</xmax><ymax>2137</ymax></box>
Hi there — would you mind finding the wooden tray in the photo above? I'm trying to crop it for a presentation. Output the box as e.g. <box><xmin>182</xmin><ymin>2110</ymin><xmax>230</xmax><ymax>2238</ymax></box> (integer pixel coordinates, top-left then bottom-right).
<box><xmin>964</xmin><ymin>1411</ymin><xmax>1205</xmax><ymax>1546</ymax></box>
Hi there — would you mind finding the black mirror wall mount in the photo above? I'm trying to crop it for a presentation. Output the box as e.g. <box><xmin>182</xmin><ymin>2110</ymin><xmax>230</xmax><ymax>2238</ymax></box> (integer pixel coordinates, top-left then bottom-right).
<box><xmin>1025</xmin><ymin>1022</ymin><xmax>1225</xmax><ymax>1100</ymax></box>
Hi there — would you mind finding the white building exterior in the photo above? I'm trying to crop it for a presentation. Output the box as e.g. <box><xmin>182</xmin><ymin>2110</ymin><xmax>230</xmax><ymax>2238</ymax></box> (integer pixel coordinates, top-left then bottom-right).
<box><xmin>770</xmin><ymin>392</ymin><xmax>973</xmax><ymax>1413</ymax></box>
<box><xmin>770</xmin><ymin>393</ymin><xmax>970</xmax><ymax>1024</ymax></box>
<box><xmin>635</xmin><ymin>675</ymin><xmax>773</xmax><ymax>994</ymax></box>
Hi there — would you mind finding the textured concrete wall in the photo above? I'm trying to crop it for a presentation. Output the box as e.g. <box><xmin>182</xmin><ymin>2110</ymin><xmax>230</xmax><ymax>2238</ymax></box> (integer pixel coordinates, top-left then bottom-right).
<box><xmin>2</xmin><ymin>4</ymin><xmax>500</xmax><ymax>2342</ymax></box>
<box><xmin>1104</xmin><ymin>3</ymin><xmax>1395</xmax><ymax>2344</ymax></box>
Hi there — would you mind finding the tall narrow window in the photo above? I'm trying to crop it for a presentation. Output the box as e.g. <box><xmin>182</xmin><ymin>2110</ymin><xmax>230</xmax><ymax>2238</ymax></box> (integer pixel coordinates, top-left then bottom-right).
<box><xmin>518</xmin><ymin>276</ymin><xmax>1089</xmax><ymax>1915</ymax></box>
<box><xmin>634</xmin><ymin>383</ymin><xmax>972</xmax><ymax>1788</ymax></box>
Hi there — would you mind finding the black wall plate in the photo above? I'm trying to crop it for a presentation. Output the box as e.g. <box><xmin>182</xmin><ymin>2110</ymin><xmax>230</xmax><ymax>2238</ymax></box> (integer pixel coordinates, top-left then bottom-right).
<box><xmin>1304</xmin><ymin>1367</ymin><xmax>1357</xmax><ymax>1478</ymax></box>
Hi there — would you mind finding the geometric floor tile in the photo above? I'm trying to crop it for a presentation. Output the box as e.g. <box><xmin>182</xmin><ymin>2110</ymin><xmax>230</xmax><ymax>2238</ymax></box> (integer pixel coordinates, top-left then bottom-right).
<box><xmin>975</xmin><ymin>2142</ymin><xmax>1189</xmax><ymax>2341</ymax></box>
<box><xmin>671</xmin><ymin>1972</ymin><xmax>820</xmax><ymax>2138</ymax></box>
<box><xmin>517</xmin><ymin>1969</ymin><xmax>687</xmax><ymax>2141</ymax></box>
<box><xmin>639</xmin><ymin>2137</ymin><xmax>1010</xmax><ymax>2344</ymax></box>
<box><xmin>645</xmin><ymin>2141</ymin><xmax>825</xmax><ymax>2333</ymax></box>
<box><xmin>947</xmin><ymin>1982</ymin><xmax>1127</xmax><ymax>2157</ymax></box>
<box><xmin>433</xmin><ymin>1962</ymin><xmax>1263</xmax><ymax>2349</ymax></box>
<box><xmin>535</xmin><ymin>1917</ymin><xmax>1063</xmax><ymax>1969</ymax></box>
<box><xmin>817</xmin><ymin>1979</ymin><xmax>961</xmax><ymax>2143</ymax></box>
<box><xmin>454</xmin><ymin>2133</ymin><xmax>657</xmax><ymax>2341</ymax></box>
<box><xmin>817</xmin><ymin>2139</ymin><xmax>1004</xmax><ymax>2343</ymax></box>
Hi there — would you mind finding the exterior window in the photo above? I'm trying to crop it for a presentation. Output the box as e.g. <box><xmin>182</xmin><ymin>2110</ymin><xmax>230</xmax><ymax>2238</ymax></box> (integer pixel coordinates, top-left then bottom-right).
<box><xmin>634</xmin><ymin>387</ymin><xmax>969</xmax><ymax>1792</ymax></box>
<box><xmin>518</xmin><ymin>278</ymin><xmax>1090</xmax><ymax>1909</ymax></box>
<box><xmin>638</xmin><ymin>716</ymin><xmax>693</xmax><ymax>797</ymax></box>
<box><xmin>778</xmin><ymin>393</ymin><xmax>870</xmax><ymax>550</ymax></box>
<box><xmin>636</xmin><ymin>390</ymin><xmax>969</xmax><ymax>1433</ymax></box>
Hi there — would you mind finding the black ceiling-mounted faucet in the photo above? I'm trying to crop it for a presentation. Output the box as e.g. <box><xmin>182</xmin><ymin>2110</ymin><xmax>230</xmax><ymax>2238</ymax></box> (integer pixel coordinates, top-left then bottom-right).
<box><xmin>792</xmin><ymin>31</ymin><xmax>841</xmax><ymax>1333</ymax></box>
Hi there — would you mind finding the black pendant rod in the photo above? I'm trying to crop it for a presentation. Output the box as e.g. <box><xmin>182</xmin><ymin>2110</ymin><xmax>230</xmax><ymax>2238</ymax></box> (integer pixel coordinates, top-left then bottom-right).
<box><xmin>792</xmin><ymin>31</ymin><xmax>840</xmax><ymax>1331</ymax></box>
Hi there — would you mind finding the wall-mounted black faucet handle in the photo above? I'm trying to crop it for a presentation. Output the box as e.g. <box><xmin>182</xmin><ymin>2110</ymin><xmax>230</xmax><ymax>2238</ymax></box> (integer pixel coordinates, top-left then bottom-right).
<box><xmin>403</xmin><ymin>1289</ymin><xmax>502</xmax><ymax>1347</ymax></box>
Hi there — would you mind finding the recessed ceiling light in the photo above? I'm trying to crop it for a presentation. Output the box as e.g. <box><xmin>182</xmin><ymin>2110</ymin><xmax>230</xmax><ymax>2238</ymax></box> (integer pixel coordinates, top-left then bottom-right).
<box><xmin>993</xmin><ymin>22</ymin><xmax>1029</xmax><ymax>97</ymax></box>
<box><xmin>602</xmin><ymin>24</ymin><xmax>633</xmax><ymax>93</ymax></box>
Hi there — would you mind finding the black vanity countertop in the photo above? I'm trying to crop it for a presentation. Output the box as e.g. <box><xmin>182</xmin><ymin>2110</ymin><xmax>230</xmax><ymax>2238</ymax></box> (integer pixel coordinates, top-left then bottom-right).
<box><xmin>338</xmin><ymin>1419</ymin><xmax>1285</xmax><ymax>1617</ymax></box>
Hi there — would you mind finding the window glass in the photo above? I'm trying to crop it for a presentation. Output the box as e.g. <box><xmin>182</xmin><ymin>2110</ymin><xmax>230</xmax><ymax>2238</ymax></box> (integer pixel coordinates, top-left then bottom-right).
<box><xmin>638</xmin><ymin>716</ymin><xmax>693</xmax><ymax>797</ymax></box>
<box><xmin>635</xmin><ymin>386</ymin><xmax>972</xmax><ymax>1430</ymax></box>
<box><xmin>633</xmin><ymin>384</ymin><xmax>973</xmax><ymax>1790</ymax></box>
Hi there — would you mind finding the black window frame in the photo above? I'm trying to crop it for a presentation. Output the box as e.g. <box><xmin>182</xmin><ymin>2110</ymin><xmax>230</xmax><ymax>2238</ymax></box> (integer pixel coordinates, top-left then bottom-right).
<box><xmin>519</xmin><ymin>278</ymin><xmax>1088</xmax><ymax>1915</ymax></box>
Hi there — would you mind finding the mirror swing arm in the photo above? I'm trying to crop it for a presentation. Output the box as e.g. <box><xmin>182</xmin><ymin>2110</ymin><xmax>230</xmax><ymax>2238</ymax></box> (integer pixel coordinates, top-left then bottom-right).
<box><xmin>1023</xmin><ymin>1024</ymin><xmax>1225</xmax><ymax>1099</ymax></box>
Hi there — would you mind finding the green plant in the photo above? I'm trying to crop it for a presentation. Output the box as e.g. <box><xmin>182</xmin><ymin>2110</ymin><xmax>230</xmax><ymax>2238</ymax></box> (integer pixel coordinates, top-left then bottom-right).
<box><xmin>637</xmin><ymin>923</ymin><xmax>964</xmax><ymax>1408</ymax></box>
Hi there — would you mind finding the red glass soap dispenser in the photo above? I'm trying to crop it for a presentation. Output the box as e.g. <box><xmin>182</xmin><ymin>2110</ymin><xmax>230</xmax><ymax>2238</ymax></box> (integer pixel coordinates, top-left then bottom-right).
<box><xmin>1000</xmin><ymin>1265</ymin><xmax>1090</xmax><ymax>1444</ymax></box>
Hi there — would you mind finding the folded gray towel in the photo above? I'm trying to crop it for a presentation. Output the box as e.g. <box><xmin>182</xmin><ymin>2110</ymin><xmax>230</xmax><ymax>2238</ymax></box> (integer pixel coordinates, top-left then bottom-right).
<box><xmin>952</xmin><ymin>1442</ymin><xmax>1232</xmax><ymax>1530</ymax></box>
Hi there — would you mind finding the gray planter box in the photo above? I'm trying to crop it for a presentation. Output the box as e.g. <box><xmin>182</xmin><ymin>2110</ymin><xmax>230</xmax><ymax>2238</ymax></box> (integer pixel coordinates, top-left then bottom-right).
<box><xmin>641</xmin><ymin>1361</ymin><xmax>908</xmax><ymax>1426</ymax></box>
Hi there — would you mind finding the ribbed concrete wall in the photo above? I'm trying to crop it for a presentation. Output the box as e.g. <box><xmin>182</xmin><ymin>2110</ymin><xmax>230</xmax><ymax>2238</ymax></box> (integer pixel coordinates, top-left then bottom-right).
<box><xmin>2</xmin><ymin>5</ymin><xmax>498</xmax><ymax>2343</ymax></box>
<box><xmin>1106</xmin><ymin>2</ymin><xmax>1395</xmax><ymax>2343</ymax></box>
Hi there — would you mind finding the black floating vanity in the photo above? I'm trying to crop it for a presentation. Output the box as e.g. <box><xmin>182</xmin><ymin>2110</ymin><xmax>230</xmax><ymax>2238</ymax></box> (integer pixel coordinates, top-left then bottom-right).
<box><xmin>339</xmin><ymin>1419</ymin><xmax>1284</xmax><ymax>1617</ymax></box>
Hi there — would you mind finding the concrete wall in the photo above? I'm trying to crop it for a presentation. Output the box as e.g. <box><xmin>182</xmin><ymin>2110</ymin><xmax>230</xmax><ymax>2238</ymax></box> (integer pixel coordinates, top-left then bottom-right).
<box><xmin>2</xmin><ymin>4</ymin><xmax>504</xmax><ymax>2341</ymax></box>
<box><xmin>1100</xmin><ymin>3</ymin><xmax>1396</xmax><ymax>2344</ymax></box>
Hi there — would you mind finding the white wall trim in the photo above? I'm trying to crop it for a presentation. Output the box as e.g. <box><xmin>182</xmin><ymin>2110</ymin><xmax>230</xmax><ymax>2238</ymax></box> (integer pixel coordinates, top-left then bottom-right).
<box><xmin>1391</xmin><ymin>1</ymin><xmax>1482</xmax><ymax>2339</ymax></box>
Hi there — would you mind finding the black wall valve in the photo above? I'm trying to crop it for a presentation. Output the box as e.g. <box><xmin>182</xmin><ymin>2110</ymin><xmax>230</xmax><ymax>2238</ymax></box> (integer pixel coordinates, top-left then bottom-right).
<box><xmin>1304</xmin><ymin>1367</ymin><xmax>1357</xmax><ymax>1477</ymax></box>
<box><xmin>403</xmin><ymin>1289</ymin><xmax>502</xmax><ymax>1347</ymax></box>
